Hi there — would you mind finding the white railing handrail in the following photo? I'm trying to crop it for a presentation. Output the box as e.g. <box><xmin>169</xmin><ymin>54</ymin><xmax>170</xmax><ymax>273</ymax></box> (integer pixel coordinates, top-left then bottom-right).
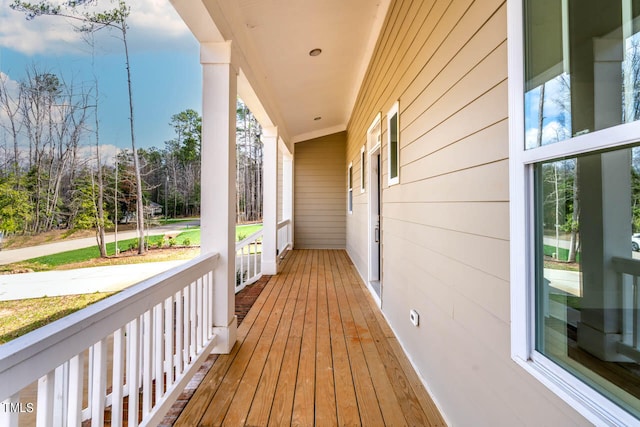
<box><xmin>612</xmin><ymin>256</ymin><xmax>640</xmax><ymax>275</ymax></box>
<box><xmin>235</xmin><ymin>229</ymin><xmax>263</xmax><ymax>293</ymax></box>
<box><xmin>277</xmin><ymin>219</ymin><xmax>291</xmax><ymax>229</ymax></box>
<box><xmin>277</xmin><ymin>219</ymin><xmax>292</xmax><ymax>257</ymax></box>
<box><xmin>235</xmin><ymin>229</ymin><xmax>263</xmax><ymax>250</ymax></box>
<box><xmin>612</xmin><ymin>256</ymin><xmax>640</xmax><ymax>363</ymax></box>
<box><xmin>0</xmin><ymin>252</ymin><xmax>219</xmax><ymax>401</ymax></box>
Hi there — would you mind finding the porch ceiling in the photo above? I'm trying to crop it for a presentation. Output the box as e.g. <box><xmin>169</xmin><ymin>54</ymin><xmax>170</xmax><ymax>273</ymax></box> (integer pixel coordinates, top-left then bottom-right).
<box><xmin>173</xmin><ymin>0</ymin><xmax>390</xmax><ymax>144</ymax></box>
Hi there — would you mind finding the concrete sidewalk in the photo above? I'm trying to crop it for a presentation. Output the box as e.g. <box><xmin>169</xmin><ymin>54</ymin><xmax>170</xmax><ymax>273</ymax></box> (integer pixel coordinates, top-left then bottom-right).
<box><xmin>0</xmin><ymin>260</ymin><xmax>188</xmax><ymax>301</ymax></box>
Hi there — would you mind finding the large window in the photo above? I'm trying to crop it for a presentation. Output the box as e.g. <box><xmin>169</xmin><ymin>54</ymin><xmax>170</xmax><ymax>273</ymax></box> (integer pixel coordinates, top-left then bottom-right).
<box><xmin>511</xmin><ymin>0</ymin><xmax>640</xmax><ymax>424</ymax></box>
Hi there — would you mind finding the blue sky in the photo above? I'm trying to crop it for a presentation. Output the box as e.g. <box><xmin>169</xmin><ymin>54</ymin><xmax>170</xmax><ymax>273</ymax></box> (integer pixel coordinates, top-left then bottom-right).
<box><xmin>0</xmin><ymin>0</ymin><xmax>202</xmax><ymax>159</ymax></box>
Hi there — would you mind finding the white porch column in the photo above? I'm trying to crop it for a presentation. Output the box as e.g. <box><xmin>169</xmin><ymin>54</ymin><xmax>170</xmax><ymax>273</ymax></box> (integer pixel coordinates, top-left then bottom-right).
<box><xmin>262</xmin><ymin>126</ymin><xmax>278</xmax><ymax>275</ymax></box>
<box><xmin>200</xmin><ymin>41</ymin><xmax>237</xmax><ymax>353</ymax></box>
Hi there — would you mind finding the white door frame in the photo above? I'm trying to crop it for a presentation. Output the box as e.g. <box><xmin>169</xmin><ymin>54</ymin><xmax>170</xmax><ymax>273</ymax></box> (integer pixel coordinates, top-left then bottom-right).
<box><xmin>367</xmin><ymin>114</ymin><xmax>382</xmax><ymax>304</ymax></box>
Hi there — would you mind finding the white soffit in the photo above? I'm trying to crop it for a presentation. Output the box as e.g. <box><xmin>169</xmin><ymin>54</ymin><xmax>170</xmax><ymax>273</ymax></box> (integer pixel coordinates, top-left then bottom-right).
<box><xmin>191</xmin><ymin>0</ymin><xmax>390</xmax><ymax>144</ymax></box>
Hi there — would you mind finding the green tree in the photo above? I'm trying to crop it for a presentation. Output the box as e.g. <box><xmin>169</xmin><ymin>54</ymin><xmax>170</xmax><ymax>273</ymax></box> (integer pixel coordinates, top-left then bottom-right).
<box><xmin>0</xmin><ymin>178</ymin><xmax>32</xmax><ymax>234</ymax></box>
<box><xmin>69</xmin><ymin>169</ymin><xmax>113</xmax><ymax>232</ymax></box>
<box><xmin>164</xmin><ymin>109</ymin><xmax>202</xmax><ymax>217</ymax></box>
<box><xmin>12</xmin><ymin>0</ymin><xmax>146</xmax><ymax>254</ymax></box>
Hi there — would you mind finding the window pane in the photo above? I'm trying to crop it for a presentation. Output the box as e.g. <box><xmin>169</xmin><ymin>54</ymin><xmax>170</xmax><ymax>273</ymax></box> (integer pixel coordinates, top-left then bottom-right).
<box><xmin>524</xmin><ymin>0</ymin><xmax>640</xmax><ymax>149</ymax></box>
<box><xmin>390</xmin><ymin>112</ymin><xmax>398</xmax><ymax>179</ymax></box>
<box><xmin>535</xmin><ymin>144</ymin><xmax>640</xmax><ymax>416</ymax></box>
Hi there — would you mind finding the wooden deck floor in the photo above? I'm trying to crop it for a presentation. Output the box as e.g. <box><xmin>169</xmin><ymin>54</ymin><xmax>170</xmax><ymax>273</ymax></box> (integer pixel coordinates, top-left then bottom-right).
<box><xmin>175</xmin><ymin>249</ymin><xmax>446</xmax><ymax>426</ymax></box>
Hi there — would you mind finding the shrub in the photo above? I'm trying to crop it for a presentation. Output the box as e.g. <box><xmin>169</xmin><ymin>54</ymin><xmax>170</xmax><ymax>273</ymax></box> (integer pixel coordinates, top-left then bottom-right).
<box><xmin>182</xmin><ymin>237</ymin><xmax>191</xmax><ymax>246</ymax></box>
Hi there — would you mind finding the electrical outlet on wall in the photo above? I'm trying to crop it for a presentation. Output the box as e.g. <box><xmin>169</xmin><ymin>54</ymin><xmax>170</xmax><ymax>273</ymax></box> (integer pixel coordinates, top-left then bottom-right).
<box><xmin>409</xmin><ymin>309</ymin><xmax>420</xmax><ymax>326</ymax></box>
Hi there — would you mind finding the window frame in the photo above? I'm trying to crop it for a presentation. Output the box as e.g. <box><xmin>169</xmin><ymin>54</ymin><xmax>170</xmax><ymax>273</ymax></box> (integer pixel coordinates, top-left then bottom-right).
<box><xmin>347</xmin><ymin>162</ymin><xmax>353</xmax><ymax>214</ymax></box>
<box><xmin>508</xmin><ymin>1</ymin><xmax>640</xmax><ymax>425</ymax></box>
<box><xmin>387</xmin><ymin>102</ymin><xmax>400</xmax><ymax>186</ymax></box>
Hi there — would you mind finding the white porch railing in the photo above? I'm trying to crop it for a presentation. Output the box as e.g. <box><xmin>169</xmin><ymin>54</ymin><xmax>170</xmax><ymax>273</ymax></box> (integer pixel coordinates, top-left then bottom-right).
<box><xmin>0</xmin><ymin>253</ymin><xmax>220</xmax><ymax>427</ymax></box>
<box><xmin>613</xmin><ymin>256</ymin><xmax>640</xmax><ymax>362</ymax></box>
<box><xmin>235</xmin><ymin>229</ymin><xmax>263</xmax><ymax>293</ymax></box>
<box><xmin>277</xmin><ymin>219</ymin><xmax>292</xmax><ymax>257</ymax></box>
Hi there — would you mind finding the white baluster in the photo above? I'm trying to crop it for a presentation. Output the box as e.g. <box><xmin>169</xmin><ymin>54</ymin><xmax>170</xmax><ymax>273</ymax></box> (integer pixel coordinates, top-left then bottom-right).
<box><xmin>67</xmin><ymin>354</ymin><xmax>83</xmax><ymax>427</ymax></box>
<box><xmin>175</xmin><ymin>289</ymin><xmax>184</xmax><ymax>375</ymax></box>
<box><xmin>197</xmin><ymin>277</ymin><xmax>203</xmax><ymax>351</ymax></box>
<box><xmin>52</xmin><ymin>362</ymin><xmax>68</xmax><ymax>427</ymax></box>
<box><xmin>182</xmin><ymin>285</ymin><xmax>190</xmax><ymax>368</ymax></box>
<box><xmin>164</xmin><ymin>297</ymin><xmax>175</xmax><ymax>388</ymax></box>
<box><xmin>127</xmin><ymin>319</ymin><xmax>140</xmax><ymax>427</ymax></box>
<box><xmin>36</xmin><ymin>371</ymin><xmax>55</xmax><ymax>427</ymax></box>
<box><xmin>190</xmin><ymin>282</ymin><xmax>197</xmax><ymax>359</ymax></box>
<box><xmin>1</xmin><ymin>394</ymin><xmax>20</xmax><ymax>427</ymax></box>
<box><xmin>90</xmin><ymin>339</ymin><xmax>107</xmax><ymax>427</ymax></box>
<box><xmin>142</xmin><ymin>310</ymin><xmax>153</xmax><ymax>416</ymax></box>
<box><xmin>111</xmin><ymin>328</ymin><xmax>125</xmax><ymax>427</ymax></box>
<box><xmin>154</xmin><ymin>303</ymin><xmax>164</xmax><ymax>403</ymax></box>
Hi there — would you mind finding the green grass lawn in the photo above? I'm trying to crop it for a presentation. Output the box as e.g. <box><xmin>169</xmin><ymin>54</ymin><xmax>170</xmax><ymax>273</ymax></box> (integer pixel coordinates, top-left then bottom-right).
<box><xmin>0</xmin><ymin>224</ymin><xmax>264</xmax><ymax>344</ymax></box>
<box><xmin>4</xmin><ymin>225</ymin><xmax>263</xmax><ymax>271</ymax></box>
<box><xmin>0</xmin><ymin>293</ymin><xmax>114</xmax><ymax>344</ymax></box>
<box><xmin>549</xmin><ymin>293</ymin><xmax>581</xmax><ymax>310</ymax></box>
<box><xmin>543</xmin><ymin>244</ymin><xmax>580</xmax><ymax>263</ymax></box>
<box><xmin>157</xmin><ymin>218</ymin><xmax>198</xmax><ymax>225</ymax></box>
<box><xmin>236</xmin><ymin>224</ymin><xmax>263</xmax><ymax>241</ymax></box>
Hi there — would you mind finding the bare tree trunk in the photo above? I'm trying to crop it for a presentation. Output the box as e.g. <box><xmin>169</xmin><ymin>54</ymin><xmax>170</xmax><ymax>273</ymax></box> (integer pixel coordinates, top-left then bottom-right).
<box><xmin>537</xmin><ymin>83</ymin><xmax>545</xmax><ymax>148</ymax></box>
<box><xmin>568</xmin><ymin>161</ymin><xmax>580</xmax><ymax>263</ymax></box>
<box><xmin>554</xmin><ymin>165</ymin><xmax>561</xmax><ymax>260</ymax></box>
<box><xmin>95</xmin><ymin>84</ymin><xmax>107</xmax><ymax>257</ymax></box>
<box><xmin>121</xmin><ymin>27</ymin><xmax>145</xmax><ymax>254</ymax></box>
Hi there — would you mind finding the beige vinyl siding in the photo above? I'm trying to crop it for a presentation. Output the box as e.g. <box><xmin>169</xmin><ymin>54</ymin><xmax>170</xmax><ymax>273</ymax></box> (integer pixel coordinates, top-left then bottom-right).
<box><xmin>345</xmin><ymin>0</ymin><xmax>589</xmax><ymax>425</ymax></box>
<box><xmin>294</xmin><ymin>132</ymin><xmax>346</xmax><ymax>249</ymax></box>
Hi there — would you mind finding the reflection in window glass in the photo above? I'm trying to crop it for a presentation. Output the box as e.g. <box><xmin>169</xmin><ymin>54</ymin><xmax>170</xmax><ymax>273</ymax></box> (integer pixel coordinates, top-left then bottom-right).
<box><xmin>389</xmin><ymin>112</ymin><xmax>398</xmax><ymax>182</ymax></box>
<box><xmin>524</xmin><ymin>0</ymin><xmax>640</xmax><ymax>150</ymax></box>
<box><xmin>535</xmin><ymin>145</ymin><xmax>640</xmax><ymax>417</ymax></box>
<box><xmin>525</xmin><ymin>74</ymin><xmax>572</xmax><ymax>149</ymax></box>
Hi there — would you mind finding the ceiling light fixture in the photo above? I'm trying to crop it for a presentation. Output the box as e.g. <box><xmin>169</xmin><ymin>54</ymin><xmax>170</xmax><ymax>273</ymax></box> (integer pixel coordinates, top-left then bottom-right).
<box><xmin>309</xmin><ymin>48</ymin><xmax>322</xmax><ymax>57</ymax></box>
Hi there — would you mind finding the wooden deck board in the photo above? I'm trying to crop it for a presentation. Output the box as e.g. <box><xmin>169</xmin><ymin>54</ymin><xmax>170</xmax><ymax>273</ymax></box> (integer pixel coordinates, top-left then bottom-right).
<box><xmin>314</xmin><ymin>250</ymin><xmax>337</xmax><ymax>426</ymax></box>
<box><xmin>175</xmin><ymin>249</ymin><xmax>446</xmax><ymax>426</ymax></box>
<box><xmin>244</xmin><ymin>249</ymin><xmax>305</xmax><ymax>426</ymax></box>
<box><xmin>326</xmin><ymin>250</ymin><xmax>360</xmax><ymax>426</ymax></box>
<box><xmin>292</xmin><ymin>250</ymin><xmax>318</xmax><ymax>426</ymax></box>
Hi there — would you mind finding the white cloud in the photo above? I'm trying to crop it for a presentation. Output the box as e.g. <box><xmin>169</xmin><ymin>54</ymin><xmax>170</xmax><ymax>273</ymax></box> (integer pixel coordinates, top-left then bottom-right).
<box><xmin>526</xmin><ymin>120</ymin><xmax>571</xmax><ymax>149</ymax></box>
<box><xmin>0</xmin><ymin>0</ymin><xmax>193</xmax><ymax>56</ymax></box>
<box><xmin>0</xmin><ymin>71</ymin><xmax>21</xmax><ymax>131</ymax></box>
<box><xmin>0</xmin><ymin>71</ymin><xmax>19</xmax><ymax>97</ymax></box>
<box><xmin>76</xmin><ymin>143</ymin><xmax>121</xmax><ymax>167</ymax></box>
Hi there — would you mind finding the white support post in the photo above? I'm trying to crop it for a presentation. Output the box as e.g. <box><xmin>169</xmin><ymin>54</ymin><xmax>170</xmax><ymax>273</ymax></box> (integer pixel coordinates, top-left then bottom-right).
<box><xmin>262</xmin><ymin>126</ymin><xmax>279</xmax><ymax>275</ymax></box>
<box><xmin>200</xmin><ymin>41</ymin><xmax>238</xmax><ymax>353</ymax></box>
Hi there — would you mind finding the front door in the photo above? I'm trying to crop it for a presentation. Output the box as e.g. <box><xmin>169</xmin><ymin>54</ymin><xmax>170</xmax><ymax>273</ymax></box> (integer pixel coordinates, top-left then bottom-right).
<box><xmin>369</xmin><ymin>148</ymin><xmax>381</xmax><ymax>298</ymax></box>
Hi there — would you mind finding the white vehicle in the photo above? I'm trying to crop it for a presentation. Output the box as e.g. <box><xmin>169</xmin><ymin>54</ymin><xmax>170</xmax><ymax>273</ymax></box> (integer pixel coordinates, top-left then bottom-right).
<box><xmin>633</xmin><ymin>233</ymin><xmax>640</xmax><ymax>251</ymax></box>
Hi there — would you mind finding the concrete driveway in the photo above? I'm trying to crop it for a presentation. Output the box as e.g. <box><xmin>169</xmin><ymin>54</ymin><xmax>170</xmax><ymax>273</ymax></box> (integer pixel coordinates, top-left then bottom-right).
<box><xmin>0</xmin><ymin>260</ymin><xmax>188</xmax><ymax>301</ymax></box>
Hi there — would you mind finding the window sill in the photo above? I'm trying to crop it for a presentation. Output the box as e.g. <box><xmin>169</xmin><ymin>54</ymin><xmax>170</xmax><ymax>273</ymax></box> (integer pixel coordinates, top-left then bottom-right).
<box><xmin>512</xmin><ymin>353</ymin><xmax>638</xmax><ymax>426</ymax></box>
